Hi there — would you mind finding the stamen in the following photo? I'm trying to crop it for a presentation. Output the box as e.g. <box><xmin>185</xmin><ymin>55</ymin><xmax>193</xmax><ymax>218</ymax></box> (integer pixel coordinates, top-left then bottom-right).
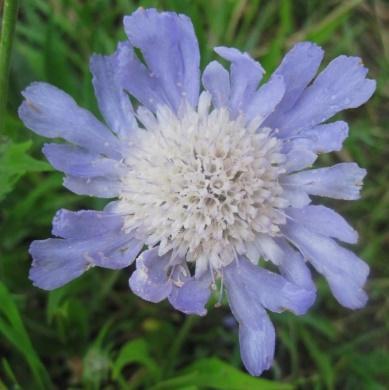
<box><xmin>119</xmin><ymin>96</ymin><xmax>288</xmax><ymax>275</ymax></box>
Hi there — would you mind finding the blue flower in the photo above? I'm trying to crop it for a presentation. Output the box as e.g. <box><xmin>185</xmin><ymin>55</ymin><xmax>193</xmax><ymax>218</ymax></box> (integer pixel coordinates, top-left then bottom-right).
<box><xmin>19</xmin><ymin>8</ymin><xmax>375</xmax><ymax>376</ymax></box>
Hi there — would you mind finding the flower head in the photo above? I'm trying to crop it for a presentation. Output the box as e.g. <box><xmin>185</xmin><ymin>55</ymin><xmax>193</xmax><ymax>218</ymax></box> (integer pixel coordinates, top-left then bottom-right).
<box><xmin>19</xmin><ymin>8</ymin><xmax>375</xmax><ymax>376</ymax></box>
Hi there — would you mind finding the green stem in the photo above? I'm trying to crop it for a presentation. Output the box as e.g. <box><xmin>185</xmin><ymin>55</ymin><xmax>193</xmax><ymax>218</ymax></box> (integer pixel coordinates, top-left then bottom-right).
<box><xmin>163</xmin><ymin>315</ymin><xmax>197</xmax><ymax>378</ymax></box>
<box><xmin>0</xmin><ymin>0</ymin><xmax>19</xmax><ymax>133</ymax></box>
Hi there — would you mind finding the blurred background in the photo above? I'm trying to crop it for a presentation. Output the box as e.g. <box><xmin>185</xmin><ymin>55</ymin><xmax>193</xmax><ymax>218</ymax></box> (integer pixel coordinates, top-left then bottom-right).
<box><xmin>0</xmin><ymin>0</ymin><xmax>388</xmax><ymax>388</ymax></box>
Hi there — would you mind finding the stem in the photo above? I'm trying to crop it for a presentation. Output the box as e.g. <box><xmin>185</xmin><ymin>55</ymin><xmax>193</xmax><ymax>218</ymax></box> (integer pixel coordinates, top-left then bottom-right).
<box><xmin>0</xmin><ymin>0</ymin><xmax>19</xmax><ymax>133</ymax></box>
<box><xmin>90</xmin><ymin>271</ymin><xmax>120</xmax><ymax>312</ymax></box>
<box><xmin>163</xmin><ymin>315</ymin><xmax>197</xmax><ymax>378</ymax></box>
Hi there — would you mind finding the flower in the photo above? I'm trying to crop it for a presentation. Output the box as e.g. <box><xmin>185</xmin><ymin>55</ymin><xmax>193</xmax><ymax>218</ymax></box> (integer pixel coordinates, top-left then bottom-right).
<box><xmin>19</xmin><ymin>8</ymin><xmax>375</xmax><ymax>376</ymax></box>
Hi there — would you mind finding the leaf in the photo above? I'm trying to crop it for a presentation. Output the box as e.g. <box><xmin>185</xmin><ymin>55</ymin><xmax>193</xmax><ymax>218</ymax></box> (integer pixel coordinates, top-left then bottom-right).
<box><xmin>306</xmin><ymin>0</ymin><xmax>363</xmax><ymax>44</ymax></box>
<box><xmin>152</xmin><ymin>358</ymin><xmax>293</xmax><ymax>390</ymax></box>
<box><xmin>0</xmin><ymin>282</ymin><xmax>51</xmax><ymax>388</ymax></box>
<box><xmin>286</xmin><ymin>0</ymin><xmax>363</xmax><ymax>46</ymax></box>
<box><xmin>83</xmin><ymin>346</ymin><xmax>112</xmax><ymax>387</ymax></box>
<box><xmin>261</xmin><ymin>0</ymin><xmax>294</xmax><ymax>73</ymax></box>
<box><xmin>1</xmin><ymin>358</ymin><xmax>22</xmax><ymax>389</ymax></box>
<box><xmin>300</xmin><ymin>328</ymin><xmax>334</xmax><ymax>389</ymax></box>
<box><xmin>82</xmin><ymin>321</ymin><xmax>115</xmax><ymax>387</ymax></box>
<box><xmin>112</xmin><ymin>338</ymin><xmax>160</xmax><ymax>380</ymax></box>
<box><xmin>0</xmin><ymin>140</ymin><xmax>52</xmax><ymax>201</ymax></box>
<box><xmin>298</xmin><ymin>314</ymin><xmax>337</xmax><ymax>341</ymax></box>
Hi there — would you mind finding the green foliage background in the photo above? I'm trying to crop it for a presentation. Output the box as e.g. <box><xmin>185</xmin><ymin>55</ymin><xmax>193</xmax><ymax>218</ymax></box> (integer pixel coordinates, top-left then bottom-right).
<box><xmin>0</xmin><ymin>0</ymin><xmax>388</xmax><ymax>388</ymax></box>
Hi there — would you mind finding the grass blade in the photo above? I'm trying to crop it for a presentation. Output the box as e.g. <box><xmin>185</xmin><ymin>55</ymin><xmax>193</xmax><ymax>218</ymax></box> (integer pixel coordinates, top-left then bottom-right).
<box><xmin>0</xmin><ymin>0</ymin><xmax>19</xmax><ymax>132</ymax></box>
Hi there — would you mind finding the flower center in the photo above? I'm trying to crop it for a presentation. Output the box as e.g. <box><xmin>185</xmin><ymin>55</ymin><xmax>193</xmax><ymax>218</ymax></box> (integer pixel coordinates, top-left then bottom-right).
<box><xmin>118</xmin><ymin>93</ymin><xmax>288</xmax><ymax>275</ymax></box>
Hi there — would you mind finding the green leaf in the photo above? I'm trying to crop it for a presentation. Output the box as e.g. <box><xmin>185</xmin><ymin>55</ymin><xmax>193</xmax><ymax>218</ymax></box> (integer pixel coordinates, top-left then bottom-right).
<box><xmin>306</xmin><ymin>0</ymin><xmax>363</xmax><ymax>44</ymax></box>
<box><xmin>0</xmin><ymin>140</ymin><xmax>52</xmax><ymax>201</ymax></box>
<box><xmin>83</xmin><ymin>346</ymin><xmax>112</xmax><ymax>387</ymax></box>
<box><xmin>298</xmin><ymin>314</ymin><xmax>337</xmax><ymax>341</ymax></box>
<box><xmin>152</xmin><ymin>358</ymin><xmax>293</xmax><ymax>390</ymax></box>
<box><xmin>261</xmin><ymin>0</ymin><xmax>293</xmax><ymax>73</ymax></box>
<box><xmin>286</xmin><ymin>0</ymin><xmax>363</xmax><ymax>46</ymax></box>
<box><xmin>0</xmin><ymin>0</ymin><xmax>19</xmax><ymax>133</ymax></box>
<box><xmin>1</xmin><ymin>358</ymin><xmax>22</xmax><ymax>389</ymax></box>
<box><xmin>112</xmin><ymin>338</ymin><xmax>160</xmax><ymax>380</ymax></box>
<box><xmin>0</xmin><ymin>282</ymin><xmax>51</xmax><ymax>388</ymax></box>
<box><xmin>300</xmin><ymin>328</ymin><xmax>334</xmax><ymax>389</ymax></box>
<box><xmin>82</xmin><ymin>321</ymin><xmax>115</xmax><ymax>388</ymax></box>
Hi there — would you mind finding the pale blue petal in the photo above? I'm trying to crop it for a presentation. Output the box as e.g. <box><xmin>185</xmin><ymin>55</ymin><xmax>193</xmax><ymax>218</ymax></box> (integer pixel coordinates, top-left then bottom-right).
<box><xmin>43</xmin><ymin>143</ymin><xmax>125</xmax><ymax>178</ymax></box>
<box><xmin>282</xmin><ymin>163</ymin><xmax>366</xmax><ymax>200</ymax></box>
<box><xmin>116</xmin><ymin>41</ymin><xmax>167</xmax><ymax>112</ymax></box>
<box><xmin>266</xmin><ymin>42</ymin><xmax>324</xmax><ymax>115</ymax></box>
<box><xmin>214</xmin><ymin>46</ymin><xmax>264</xmax><ymax>116</ymax></box>
<box><xmin>90</xmin><ymin>48</ymin><xmax>137</xmax><ymax>139</ymax></box>
<box><xmin>276</xmin><ymin>239</ymin><xmax>316</xmax><ymax>291</ymax></box>
<box><xmin>287</xmin><ymin>205</ymin><xmax>358</xmax><ymax>244</ymax></box>
<box><xmin>169</xmin><ymin>272</ymin><xmax>211</xmax><ymax>316</ymax></box>
<box><xmin>284</xmin><ymin>221</ymin><xmax>369</xmax><ymax>309</ymax></box>
<box><xmin>52</xmin><ymin>209</ymin><xmax>123</xmax><ymax>239</ymax></box>
<box><xmin>273</xmin><ymin>55</ymin><xmax>376</xmax><ymax>135</ymax></box>
<box><xmin>224</xmin><ymin>263</ymin><xmax>264</xmax><ymax>328</ymax></box>
<box><xmin>63</xmin><ymin>176</ymin><xmax>120</xmax><ymax>198</ymax></box>
<box><xmin>228</xmin><ymin>257</ymin><xmax>315</xmax><ymax>315</ymax></box>
<box><xmin>284</xmin><ymin>149</ymin><xmax>317</xmax><ymax>173</ymax></box>
<box><xmin>19</xmin><ymin>82</ymin><xmax>121</xmax><ymax>158</ymax></box>
<box><xmin>323</xmin><ymin>271</ymin><xmax>368</xmax><ymax>310</ymax></box>
<box><xmin>245</xmin><ymin>75</ymin><xmax>285</xmax><ymax>122</ymax></box>
<box><xmin>286</xmin><ymin>121</ymin><xmax>348</xmax><ymax>153</ymax></box>
<box><xmin>129</xmin><ymin>247</ymin><xmax>172</xmax><ymax>303</ymax></box>
<box><xmin>124</xmin><ymin>8</ymin><xmax>200</xmax><ymax>111</ymax></box>
<box><xmin>257</xmin><ymin>235</ymin><xmax>315</xmax><ymax>291</ymax></box>
<box><xmin>29</xmin><ymin>239</ymin><xmax>87</xmax><ymax>290</ymax></box>
<box><xmin>282</xmin><ymin>188</ymin><xmax>311</xmax><ymax>208</ymax></box>
<box><xmin>239</xmin><ymin>321</ymin><xmax>275</xmax><ymax>377</ymax></box>
<box><xmin>94</xmin><ymin>237</ymin><xmax>143</xmax><ymax>269</ymax></box>
<box><xmin>29</xmin><ymin>232</ymin><xmax>141</xmax><ymax>290</ymax></box>
<box><xmin>224</xmin><ymin>264</ymin><xmax>275</xmax><ymax>376</ymax></box>
<box><xmin>202</xmin><ymin>61</ymin><xmax>230</xmax><ymax>108</ymax></box>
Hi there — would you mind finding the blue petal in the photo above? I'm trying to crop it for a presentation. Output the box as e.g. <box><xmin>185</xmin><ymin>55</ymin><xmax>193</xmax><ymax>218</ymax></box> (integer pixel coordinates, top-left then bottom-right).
<box><xmin>284</xmin><ymin>221</ymin><xmax>369</xmax><ymax>309</ymax></box>
<box><xmin>90</xmin><ymin>47</ymin><xmax>137</xmax><ymax>139</ymax></box>
<box><xmin>229</xmin><ymin>256</ymin><xmax>315</xmax><ymax>315</ymax></box>
<box><xmin>43</xmin><ymin>143</ymin><xmax>125</xmax><ymax>178</ymax></box>
<box><xmin>214</xmin><ymin>46</ymin><xmax>264</xmax><ymax>116</ymax></box>
<box><xmin>284</xmin><ymin>149</ymin><xmax>317</xmax><ymax>173</ymax></box>
<box><xmin>245</xmin><ymin>75</ymin><xmax>285</xmax><ymax>122</ymax></box>
<box><xmin>257</xmin><ymin>235</ymin><xmax>315</xmax><ymax>291</ymax></box>
<box><xmin>29</xmin><ymin>239</ymin><xmax>87</xmax><ymax>290</ymax></box>
<box><xmin>239</xmin><ymin>322</ymin><xmax>275</xmax><ymax>376</ymax></box>
<box><xmin>29</xmin><ymin>231</ymin><xmax>140</xmax><ymax>290</ymax></box>
<box><xmin>282</xmin><ymin>163</ymin><xmax>366</xmax><ymax>200</ymax></box>
<box><xmin>323</xmin><ymin>272</ymin><xmax>368</xmax><ymax>310</ymax></box>
<box><xmin>124</xmin><ymin>8</ymin><xmax>200</xmax><ymax>111</ymax></box>
<box><xmin>115</xmin><ymin>41</ymin><xmax>167</xmax><ymax>112</ymax></box>
<box><xmin>202</xmin><ymin>61</ymin><xmax>230</xmax><ymax>108</ymax></box>
<box><xmin>52</xmin><ymin>209</ymin><xmax>124</xmax><ymax>239</ymax></box>
<box><xmin>224</xmin><ymin>263</ymin><xmax>275</xmax><ymax>376</ymax></box>
<box><xmin>266</xmin><ymin>42</ymin><xmax>324</xmax><ymax>116</ymax></box>
<box><xmin>63</xmin><ymin>175</ymin><xmax>121</xmax><ymax>198</ymax></box>
<box><xmin>95</xmin><ymin>237</ymin><xmax>143</xmax><ymax>269</ymax></box>
<box><xmin>286</xmin><ymin>121</ymin><xmax>349</xmax><ymax>153</ymax></box>
<box><xmin>287</xmin><ymin>205</ymin><xmax>358</xmax><ymax>244</ymax></box>
<box><xmin>276</xmin><ymin>239</ymin><xmax>316</xmax><ymax>291</ymax></box>
<box><xmin>18</xmin><ymin>82</ymin><xmax>121</xmax><ymax>159</ymax></box>
<box><xmin>129</xmin><ymin>247</ymin><xmax>172</xmax><ymax>303</ymax></box>
<box><xmin>282</xmin><ymin>188</ymin><xmax>311</xmax><ymax>208</ymax></box>
<box><xmin>52</xmin><ymin>208</ymin><xmax>142</xmax><ymax>269</ymax></box>
<box><xmin>168</xmin><ymin>271</ymin><xmax>211</xmax><ymax>316</ymax></box>
<box><xmin>273</xmin><ymin>55</ymin><xmax>376</xmax><ymax>134</ymax></box>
